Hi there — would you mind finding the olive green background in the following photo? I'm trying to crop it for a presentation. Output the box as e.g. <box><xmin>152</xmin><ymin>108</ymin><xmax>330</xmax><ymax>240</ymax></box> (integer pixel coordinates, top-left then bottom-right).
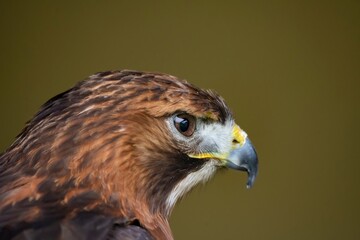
<box><xmin>0</xmin><ymin>1</ymin><xmax>359</xmax><ymax>239</ymax></box>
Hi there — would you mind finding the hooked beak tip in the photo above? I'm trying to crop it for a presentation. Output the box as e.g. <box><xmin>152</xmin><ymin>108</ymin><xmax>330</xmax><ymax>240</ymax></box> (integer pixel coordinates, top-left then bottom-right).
<box><xmin>226</xmin><ymin>138</ymin><xmax>258</xmax><ymax>188</ymax></box>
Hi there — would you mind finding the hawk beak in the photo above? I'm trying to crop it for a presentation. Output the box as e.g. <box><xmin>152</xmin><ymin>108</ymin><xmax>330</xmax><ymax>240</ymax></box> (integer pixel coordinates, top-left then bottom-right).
<box><xmin>188</xmin><ymin>124</ymin><xmax>258</xmax><ymax>188</ymax></box>
<box><xmin>227</xmin><ymin>125</ymin><xmax>258</xmax><ymax>188</ymax></box>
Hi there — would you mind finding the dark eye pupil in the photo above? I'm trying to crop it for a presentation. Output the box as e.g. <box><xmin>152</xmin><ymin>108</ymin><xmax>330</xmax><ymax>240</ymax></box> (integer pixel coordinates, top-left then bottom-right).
<box><xmin>179</xmin><ymin>119</ymin><xmax>189</xmax><ymax>132</ymax></box>
<box><xmin>174</xmin><ymin>114</ymin><xmax>195</xmax><ymax>137</ymax></box>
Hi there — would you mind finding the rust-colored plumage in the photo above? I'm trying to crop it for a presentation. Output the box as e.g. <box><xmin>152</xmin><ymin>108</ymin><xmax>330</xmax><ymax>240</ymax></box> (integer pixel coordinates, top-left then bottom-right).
<box><xmin>0</xmin><ymin>70</ymin><xmax>258</xmax><ymax>240</ymax></box>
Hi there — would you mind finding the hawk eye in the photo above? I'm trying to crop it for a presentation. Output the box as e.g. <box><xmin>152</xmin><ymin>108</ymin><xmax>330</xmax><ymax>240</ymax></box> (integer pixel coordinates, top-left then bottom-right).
<box><xmin>174</xmin><ymin>114</ymin><xmax>196</xmax><ymax>137</ymax></box>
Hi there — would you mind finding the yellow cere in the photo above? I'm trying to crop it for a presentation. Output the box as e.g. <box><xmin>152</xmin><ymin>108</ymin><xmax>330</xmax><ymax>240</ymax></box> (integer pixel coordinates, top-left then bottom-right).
<box><xmin>232</xmin><ymin>124</ymin><xmax>246</xmax><ymax>146</ymax></box>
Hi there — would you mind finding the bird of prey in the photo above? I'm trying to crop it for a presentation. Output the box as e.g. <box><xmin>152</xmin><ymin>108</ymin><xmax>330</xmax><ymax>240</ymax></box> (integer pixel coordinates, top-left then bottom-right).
<box><xmin>0</xmin><ymin>70</ymin><xmax>258</xmax><ymax>240</ymax></box>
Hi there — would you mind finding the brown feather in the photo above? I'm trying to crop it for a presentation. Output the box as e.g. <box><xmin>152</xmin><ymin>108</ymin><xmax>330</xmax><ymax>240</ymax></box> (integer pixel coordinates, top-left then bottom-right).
<box><xmin>0</xmin><ymin>70</ymin><xmax>232</xmax><ymax>239</ymax></box>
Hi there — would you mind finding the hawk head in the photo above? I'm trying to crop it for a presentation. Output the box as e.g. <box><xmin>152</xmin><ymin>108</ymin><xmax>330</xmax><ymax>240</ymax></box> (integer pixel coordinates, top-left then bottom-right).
<box><xmin>0</xmin><ymin>70</ymin><xmax>258</xmax><ymax>239</ymax></box>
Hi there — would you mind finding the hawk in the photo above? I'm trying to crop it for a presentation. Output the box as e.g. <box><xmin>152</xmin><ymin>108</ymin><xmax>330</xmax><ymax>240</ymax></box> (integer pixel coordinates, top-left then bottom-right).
<box><xmin>0</xmin><ymin>70</ymin><xmax>258</xmax><ymax>240</ymax></box>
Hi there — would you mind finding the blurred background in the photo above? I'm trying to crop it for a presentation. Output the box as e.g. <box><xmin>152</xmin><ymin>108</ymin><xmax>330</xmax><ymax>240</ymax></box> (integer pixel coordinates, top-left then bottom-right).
<box><xmin>0</xmin><ymin>1</ymin><xmax>359</xmax><ymax>239</ymax></box>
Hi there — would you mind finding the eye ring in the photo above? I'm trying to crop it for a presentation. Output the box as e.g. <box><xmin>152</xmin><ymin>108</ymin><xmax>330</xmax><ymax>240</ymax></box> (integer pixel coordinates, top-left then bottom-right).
<box><xmin>174</xmin><ymin>114</ymin><xmax>196</xmax><ymax>137</ymax></box>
